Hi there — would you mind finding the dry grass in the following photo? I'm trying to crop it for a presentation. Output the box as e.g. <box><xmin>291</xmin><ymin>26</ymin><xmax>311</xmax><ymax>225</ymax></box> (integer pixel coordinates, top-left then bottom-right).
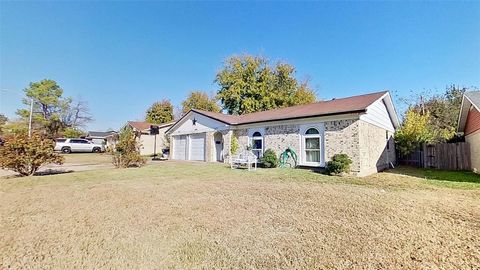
<box><xmin>1</xmin><ymin>162</ymin><xmax>479</xmax><ymax>269</ymax></box>
<box><xmin>61</xmin><ymin>153</ymin><xmax>113</xmax><ymax>165</ymax></box>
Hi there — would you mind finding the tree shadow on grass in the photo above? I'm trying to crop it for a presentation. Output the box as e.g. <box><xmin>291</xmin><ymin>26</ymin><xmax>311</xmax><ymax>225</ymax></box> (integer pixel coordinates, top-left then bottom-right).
<box><xmin>34</xmin><ymin>169</ymin><xmax>74</xmax><ymax>176</ymax></box>
<box><xmin>388</xmin><ymin>165</ymin><xmax>480</xmax><ymax>184</ymax></box>
<box><xmin>0</xmin><ymin>169</ymin><xmax>74</xmax><ymax>179</ymax></box>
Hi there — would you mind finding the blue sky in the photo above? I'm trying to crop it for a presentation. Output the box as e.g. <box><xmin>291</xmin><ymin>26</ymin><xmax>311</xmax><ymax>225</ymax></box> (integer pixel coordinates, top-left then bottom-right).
<box><xmin>1</xmin><ymin>1</ymin><xmax>479</xmax><ymax>131</ymax></box>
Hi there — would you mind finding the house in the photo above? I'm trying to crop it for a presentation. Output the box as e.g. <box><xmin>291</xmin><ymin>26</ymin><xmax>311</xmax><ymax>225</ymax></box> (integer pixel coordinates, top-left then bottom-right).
<box><xmin>457</xmin><ymin>91</ymin><xmax>480</xmax><ymax>173</ymax></box>
<box><xmin>86</xmin><ymin>131</ymin><xmax>118</xmax><ymax>149</ymax></box>
<box><xmin>165</xmin><ymin>91</ymin><xmax>399</xmax><ymax>176</ymax></box>
<box><xmin>126</xmin><ymin>121</ymin><xmax>174</xmax><ymax>156</ymax></box>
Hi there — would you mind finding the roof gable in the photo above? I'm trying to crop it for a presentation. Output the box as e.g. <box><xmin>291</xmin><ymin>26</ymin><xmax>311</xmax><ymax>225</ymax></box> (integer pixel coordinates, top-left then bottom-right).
<box><xmin>458</xmin><ymin>91</ymin><xmax>480</xmax><ymax>132</ymax></box>
<box><xmin>166</xmin><ymin>110</ymin><xmax>231</xmax><ymax>134</ymax></box>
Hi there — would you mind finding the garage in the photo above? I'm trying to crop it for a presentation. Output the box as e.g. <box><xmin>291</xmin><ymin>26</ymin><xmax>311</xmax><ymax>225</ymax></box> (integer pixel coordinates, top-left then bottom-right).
<box><xmin>173</xmin><ymin>135</ymin><xmax>187</xmax><ymax>160</ymax></box>
<box><xmin>188</xmin><ymin>133</ymin><xmax>205</xmax><ymax>161</ymax></box>
<box><xmin>172</xmin><ymin>133</ymin><xmax>206</xmax><ymax>161</ymax></box>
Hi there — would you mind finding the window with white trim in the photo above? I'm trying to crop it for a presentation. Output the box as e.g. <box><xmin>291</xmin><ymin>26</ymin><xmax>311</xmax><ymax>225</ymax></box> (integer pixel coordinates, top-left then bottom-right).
<box><xmin>251</xmin><ymin>131</ymin><xmax>263</xmax><ymax>158</ymax></box>
<box><xmin>304</xmin><ymin>128</ymin><xmax>321</xmax><ymax>163</ymax></box>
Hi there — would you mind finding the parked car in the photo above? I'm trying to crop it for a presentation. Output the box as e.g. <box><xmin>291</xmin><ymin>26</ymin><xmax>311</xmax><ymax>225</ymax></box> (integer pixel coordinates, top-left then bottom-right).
<box><xmin>54</xmin><ymin>138</ymin><xmax>105</xmax><ymax>153</ymax></box>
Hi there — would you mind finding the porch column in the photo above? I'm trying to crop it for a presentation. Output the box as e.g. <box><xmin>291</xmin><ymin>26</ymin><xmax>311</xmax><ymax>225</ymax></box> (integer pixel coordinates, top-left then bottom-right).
<box><xmin>205</xmin><ymin>131</ymin><xmax>215</xmax><ymax>162</ymax></box>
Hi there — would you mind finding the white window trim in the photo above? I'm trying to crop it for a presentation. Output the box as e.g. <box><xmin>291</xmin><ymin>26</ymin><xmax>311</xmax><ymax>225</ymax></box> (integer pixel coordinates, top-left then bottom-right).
<box><xmin>299</xmin><ymin>124</ymin><xmax>325</xmax><ymax>167</ymax></box>
<box><xmin>248</xmin><ymin>128</ymin><xmax>265</xmax><ymax>157</ymax></box>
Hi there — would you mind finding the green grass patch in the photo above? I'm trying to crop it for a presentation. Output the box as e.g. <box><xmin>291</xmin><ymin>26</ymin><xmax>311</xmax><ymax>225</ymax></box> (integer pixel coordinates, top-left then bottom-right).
<box><xmin>389</xmin><ymin>166</ymin><xmax>480</xmax><ymax>188</ymax></box>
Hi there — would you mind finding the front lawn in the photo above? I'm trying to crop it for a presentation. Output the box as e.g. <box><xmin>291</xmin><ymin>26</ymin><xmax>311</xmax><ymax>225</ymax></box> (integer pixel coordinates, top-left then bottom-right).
<box><xmin>389</xmin><ymin>165</ymin><xmax>480</xmax><ymax>187</ymax></box>
<box><xmin>1</xmin><ymin>162</ymin><xmax>479</xmax><ymax>269</ymax></box>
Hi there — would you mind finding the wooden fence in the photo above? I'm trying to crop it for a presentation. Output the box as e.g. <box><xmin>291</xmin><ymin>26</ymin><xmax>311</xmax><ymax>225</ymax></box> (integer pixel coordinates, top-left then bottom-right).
<box><xmin>397</xmin><ymin>142</ymin><xmax>471</xmax><ymax>171</ymax></box>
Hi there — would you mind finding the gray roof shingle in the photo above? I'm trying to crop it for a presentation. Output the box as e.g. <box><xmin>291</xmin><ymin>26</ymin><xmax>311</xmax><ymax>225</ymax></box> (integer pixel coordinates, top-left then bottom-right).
<box><xmin>465</xmin><ymin>91</ymin><xmax>480</xmax><ymax>110</ymax></box>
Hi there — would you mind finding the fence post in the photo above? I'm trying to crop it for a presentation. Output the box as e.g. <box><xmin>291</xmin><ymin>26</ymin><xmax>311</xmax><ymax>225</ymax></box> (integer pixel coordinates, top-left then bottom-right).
<box><xmin>422</xmin><ymin>143</ymin><xmax>427</xmax><ymax>168</ymax></box>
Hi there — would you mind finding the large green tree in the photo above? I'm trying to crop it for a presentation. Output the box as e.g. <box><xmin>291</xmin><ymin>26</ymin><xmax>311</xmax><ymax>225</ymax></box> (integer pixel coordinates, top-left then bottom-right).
<box><xmin>215</xmin><ymin>55</ymin><xmax>316</xmax><ymax>115</ymax></box>
<box><xmin>145</xmin><ymin>99</ymin><xmax>174</xmax><ymax>124</ymax></box>
<box><xmin>181</xmin><ymin>91</ymin><xmax>221</xmax><ymax>114</ymax></box>
<box><xmin>17</xmin><ymin>79</ymin><xmax>70</xmax><ymax>135</ymax></box>
<box><xmin>16</xmin><ymin>79</ymin><xmax>91</xmax><ymax>137</ymax></box>
<box><xmin>402</xmin><ymin>85</ymin><xmax>471</xmax><ymax>143</ymax></box>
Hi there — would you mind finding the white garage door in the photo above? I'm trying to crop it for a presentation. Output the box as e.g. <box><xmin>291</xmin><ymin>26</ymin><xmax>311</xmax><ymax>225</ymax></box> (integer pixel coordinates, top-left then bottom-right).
<box><xmin>173</xmin><ymin>135</ymin><xmax>187</xmax><ymax>160</ymax></box>
<box><xmin>189</xmin><ymin>133</ymin><xmax>205</xmax><ymax>161</ymax></box>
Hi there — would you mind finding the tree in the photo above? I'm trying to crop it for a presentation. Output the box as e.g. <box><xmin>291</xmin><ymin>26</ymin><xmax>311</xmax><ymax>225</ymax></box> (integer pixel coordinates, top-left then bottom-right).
<box><xmin>215</xmin><ymin>55</ymin><xmax>316</xmax><ymax>115</ymax></box>
<box><xmin>0</xmin><ymin>114</ymin><xmax>7</xmax><ymax>135</ymax></box>
<box><xmin>145</xmin><ymin>99</ymin><xmax>174</xmax><ymax>124</ymax></box>
<box><xmin>0</xmin><ymin>132</ymin><xmax>64</xmax><ymax>176</ymax></box>
<box><xmin>400</xmin><ymin>85</ymin><xmax>472</xmax><ymax>143</ymax></box>
<box><xmin>1</xmin><ymin>120</ymin><xmax>28</xmax><ymax>135</ymax></box>
<box><xmin>62</xmin><ymin>127</ymin><xmax>85</xmax><ymax>138</ymax></box>
<box><xmin>16</xmin><ymin>79</ymin><xmax>92</xmax><ymax>137</ymax></box>
<box><xmin>181</xmin><ymin>91</ymin><xmax>221</xmax><ymax>114</ymax></box>
<box><xmin>395</xmin><ymin>109</ymin><xmax>433</xmax><ymax>155</ymax></box>
<box><xmin>62</xmin><ymin>98</ymin><xmax>93</xmax><ymax>129</ymax></box>
<box><xmin>111</xmin><ymin>127</ymin><xmax>146</xmax><ymax>168</ymax></box>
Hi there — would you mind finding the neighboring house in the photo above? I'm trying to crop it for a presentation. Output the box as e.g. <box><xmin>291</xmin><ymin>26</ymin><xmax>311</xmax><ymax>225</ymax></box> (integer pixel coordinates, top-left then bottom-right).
<box><xmin>457</xmin><ymin>91</ymin><xmax>480</xmax><ymax>173</ymax></box>
<box><xmin>166</xmin><ymin>91</ymin><xmax>399</xmax><ymax>176</ymax></box>
<box><xmin>86</xmin><ymin>131</ymin><xmax>118</xmax><ymax>149</ymax></box>
<box><xmin>126</xmin><ymin>121</ymin><xmax>174</xmax><ymax>156</ymax></box>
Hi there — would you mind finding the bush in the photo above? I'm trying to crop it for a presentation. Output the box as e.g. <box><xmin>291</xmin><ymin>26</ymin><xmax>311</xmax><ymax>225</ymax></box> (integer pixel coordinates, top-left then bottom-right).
<box><xmin>62</xmin><ymin>127</ymin><xmax>85</xmax><ymax>138</ymax></box>
<box><xmin>326</xmin><ymin>154</ymin><xmax>352</xmax><ymax>175</ymax></box>
<box><xmin>0</xmin><ymin>132</ymin><xmax>64</xmax><ymax>176</ymax></box>
<box><xmin>230</xmin><ymin>135</ymin><xmax>239</xmax><ymax>155</ymax></box>
<box><xmin>111</xmin><ymin>127</ymin><xmax>146</xmax><ymax>168</ymax></box>
<box><xmin>261</xmin><ymin>149</ymin><xmax>279</xmax><ymax>168</ymax></box>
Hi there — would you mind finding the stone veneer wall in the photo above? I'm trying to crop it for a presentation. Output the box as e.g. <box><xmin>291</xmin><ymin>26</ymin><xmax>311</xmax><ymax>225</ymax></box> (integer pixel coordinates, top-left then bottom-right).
<box><xmin>220</xmin><ymin>119</ymin><xmax>395</xmax><ymax>176</ymax></box>
<box><xmin>232</xmin><ymin>125</ymin><xmax>301</xmax><ymax>157</ymax></box>
<box><xmin>221</xmin><ymin>130</ymin><xmax>232</xmax><ymax>158</ymax></box>
<box><xmin>324</xmin><ymin>119</ymin><xmax>361</xmax><ymax>173</ymax></box>
<box><xmin>358</xmin><ymin>120</ymin><xmax>396</xmax><ymax>176</ymax></box>
<box><xmin>264</xmin><ymin>125</ymin><xmax>301</xmax><ymax>156</ymax></box>
<box><xmin>234</xmin><ymin>129</ymin><xmax>249</xmax><ymax>154</ymax></box>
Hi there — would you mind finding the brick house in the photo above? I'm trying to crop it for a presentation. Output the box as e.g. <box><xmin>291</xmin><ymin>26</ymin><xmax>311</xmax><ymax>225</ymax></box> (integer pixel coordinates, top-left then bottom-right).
<box><xmin>457</xmin><ymin>91</ymin><xmax>480</xmax><ymax>173</ymax></box>
<box><xmin>165</xmin><ymin>91</ymin><xmax>399</xmax><ymax>176</ymax></box>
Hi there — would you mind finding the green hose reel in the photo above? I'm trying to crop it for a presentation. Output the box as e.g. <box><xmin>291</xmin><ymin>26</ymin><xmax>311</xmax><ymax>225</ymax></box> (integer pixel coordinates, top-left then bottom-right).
<box><xmin>279</xmin><ymin>147</ymin><xmax>298</xmax><ymax>168</ymax></box>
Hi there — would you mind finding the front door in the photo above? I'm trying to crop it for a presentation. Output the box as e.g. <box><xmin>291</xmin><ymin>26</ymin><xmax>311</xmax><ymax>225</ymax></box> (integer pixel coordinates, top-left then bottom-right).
<box><xmin>215</xmin><ymin>140</ymin><xmax>223</xmax><ymax>162</ymax></box>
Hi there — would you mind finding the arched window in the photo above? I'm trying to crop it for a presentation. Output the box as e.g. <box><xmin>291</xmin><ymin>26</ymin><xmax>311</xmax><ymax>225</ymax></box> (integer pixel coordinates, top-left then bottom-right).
<box><xmin>304</xmin><ymin>128</ymin><xmax>321</xmax><ymax>163</ymax></box>
<box><xmin>251</xmin><ymin>131</ymin><xmax>263</xmax><ymax>158</ymax></box>
<box><xmin>305</xmin><ymin>128</ymin><xmax>320</xmax><ymax>135</ymax></box>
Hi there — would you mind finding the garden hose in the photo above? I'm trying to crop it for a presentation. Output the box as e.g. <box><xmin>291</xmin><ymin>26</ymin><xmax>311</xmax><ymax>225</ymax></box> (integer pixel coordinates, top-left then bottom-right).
<box><xmin>280</xmin><ymin>147</ymin><xmax>298</xmax><ymax>168</ymax></box>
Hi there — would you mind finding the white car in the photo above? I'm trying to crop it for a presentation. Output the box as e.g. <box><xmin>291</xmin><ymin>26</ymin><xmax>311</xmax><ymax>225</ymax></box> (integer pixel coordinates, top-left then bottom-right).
<box><xmin>55</xmin><ymin>138</ymin><xmax>105</xmax><ymax>154</ymax></box>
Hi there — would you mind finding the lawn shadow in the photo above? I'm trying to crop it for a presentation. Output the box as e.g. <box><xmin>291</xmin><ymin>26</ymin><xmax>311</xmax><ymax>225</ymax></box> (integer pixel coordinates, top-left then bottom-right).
<box><xmin>34</xmin><ymin>169</ymin><xmax>75</xmax><ymax>176</ymax></box>
<box><xmin>387</xmin><ymin>165</ymin><xmax>480</xmax><ymax>184</ymax></box>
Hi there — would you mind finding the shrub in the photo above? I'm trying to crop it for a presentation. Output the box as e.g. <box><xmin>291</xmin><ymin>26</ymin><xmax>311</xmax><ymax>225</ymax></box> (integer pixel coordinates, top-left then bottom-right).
<box><xmin>261</xmin><ymin>149</ymin><xmax>279</xmax><ymax>168</ymax></box>
<box><xmin>62</xmin><ymin>127</ymin><xmax>85</xmax><ymax>138</ymax></box>
<box><xmin>326</xmin><ymin>154</ymin><xmax>352</xmax><ymax>175</ymax></box>
<box><xmin>111</xmin><ymin>127</ymin><xmax>146</xmax><ymax>168</ymax></box>
<box><xmin>230</xmin><ymin>135</ymin><xmax>239</xmax><ymax>155</ymax></box>
<box><xmin>0</xmin><ymin>132</ymin><xmax>64</xmax><ymax>176</ymax></box>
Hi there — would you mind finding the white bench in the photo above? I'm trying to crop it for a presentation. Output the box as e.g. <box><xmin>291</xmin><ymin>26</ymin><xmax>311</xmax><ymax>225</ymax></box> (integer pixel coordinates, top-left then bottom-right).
<box><xmin>230</xmin><ymin>151</ymin><xmax>258</xmax><ymax>171</ymax></box>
